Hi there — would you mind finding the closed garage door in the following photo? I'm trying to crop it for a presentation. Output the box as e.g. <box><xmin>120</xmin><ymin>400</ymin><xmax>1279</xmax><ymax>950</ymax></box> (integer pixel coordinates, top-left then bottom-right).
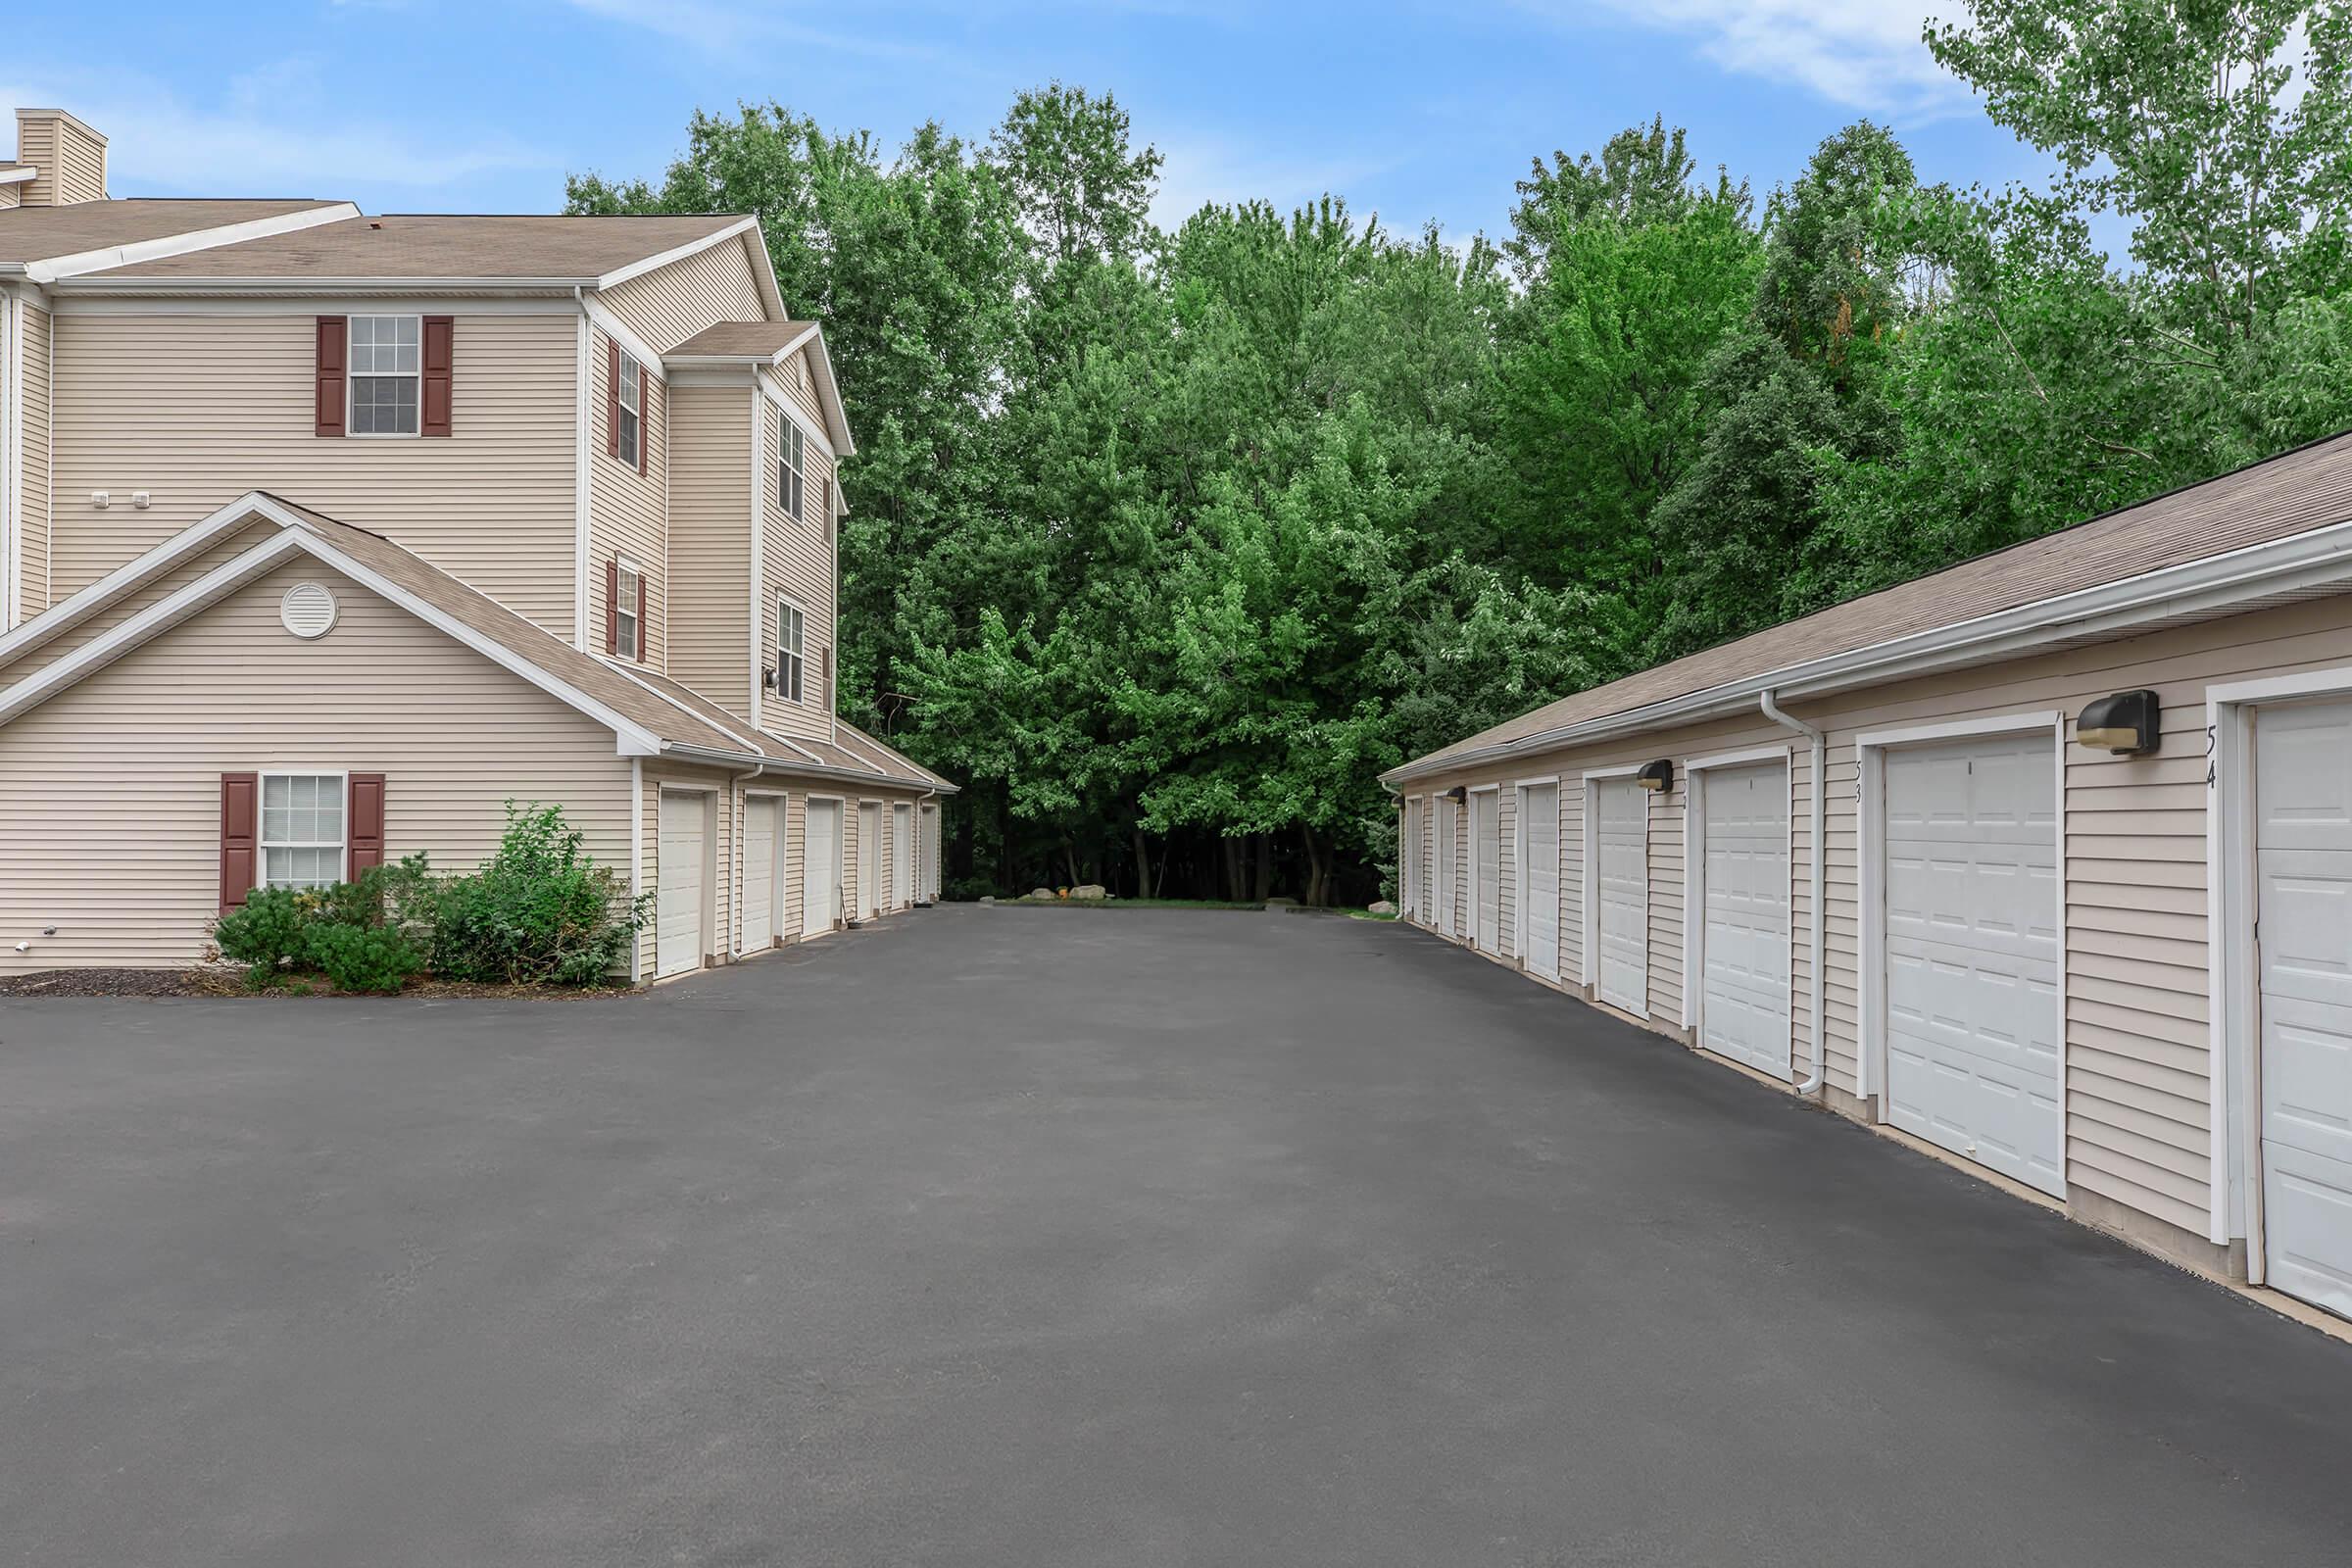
<box><xmin>1438</xmin><ymin>798</ymin><xmax>1459</xmax><ymax>938</ymax></box>
<box><xmin>1473</xmin><ymin>790</ymin><xmax>1500</xmax><ymax>953</ymax></box>
<box><xmin>657</xmin><ymin>790</ymin><xmax>708</xmax><ymax>979</ymax></box>
<box><xmin>1520</xmin><ymin>782</ymin><xmax>1560</xmax><ymax>980</ymax></box>
<box><xmin>893</xmin><ymin>803</ymin><xmax>914</xmax><ymax>908</ymax></box>
<box><xmin>744</xmin><ymin>796</ymin><xmax>780</xmax><ymax>951</ymax></box>
<box><xmin>1882</xmin><ymin>733</ymin><xmax>2061</xmax><ymax>1197</ymax></box>
<box><xmin>1593</xmin><ymin>776</ymin><xmax>1648</xmax><ymax>1014</ymax></box>
<box><xmin>804</xmin><ymin>799</ymin><xmax>840</xmax><ymax>939</ymax></box>
<box><xmin>2254</xmin><ymin>699</ymin><xmax>2352</xmax><ymax>1320</ymax></box>
<box><xmin>858</xmin><ymin>803</ymin><xmax>882</xmax><ymax>920</ymax></box>
<box><xmin>1699</xmin><ymin>760</ymin><xmax>1790</xmax><ymax>1078</ymax></box>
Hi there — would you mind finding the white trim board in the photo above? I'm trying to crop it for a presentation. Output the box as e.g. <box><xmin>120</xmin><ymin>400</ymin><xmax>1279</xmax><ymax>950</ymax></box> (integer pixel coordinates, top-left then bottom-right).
<box><xmin>24</xmin><ymin>203</ymin><xmax>360</xmax><ymax>283</ymax></box>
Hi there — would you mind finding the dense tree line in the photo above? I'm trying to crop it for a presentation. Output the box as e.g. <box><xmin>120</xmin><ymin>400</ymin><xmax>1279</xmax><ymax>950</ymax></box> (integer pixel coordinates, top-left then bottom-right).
<box><xmin>568</xmin><ymin>0</ymin><xmax>2352</xmax><ymax>903</ymax></box>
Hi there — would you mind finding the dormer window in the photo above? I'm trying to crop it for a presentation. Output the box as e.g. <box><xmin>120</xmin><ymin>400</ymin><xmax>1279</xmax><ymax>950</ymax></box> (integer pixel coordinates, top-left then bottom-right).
<box><xmin>616</xmin><ymin>353</ymin><xmax>643</xmax><ymax>467</ymax></box>
<box><xmin>778</xmin><ymin>420</ymin><xmax>806</xmax><ymax>520</ymax></box>
<box><xmin>349</xmin><ymin>315</ymin><xmax>420</xmax><ymax>435</ymax></box>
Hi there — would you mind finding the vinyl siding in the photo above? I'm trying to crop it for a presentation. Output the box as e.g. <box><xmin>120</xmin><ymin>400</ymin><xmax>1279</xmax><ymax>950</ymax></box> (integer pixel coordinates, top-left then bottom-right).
<box><xmin>46</xmin><ymin>312</ymin><xmax>578</xmax><ymax>634</ymax></box>
<box><xmin>0</xmin><ymin>518</ymin><xmax>278</xmax><ymax>682</ymax></box>
<box><xmin>16</xmin><ymin>300</ymin><xmax>50</xmax><ymax>624</ymax></box>
<box><xmin>1403</xmin><ymin>589</ymin><xmax>2352</xmax><ymax>1259</ymax></box>
<box><xmin>0</xmin><ymin>558</ymin><xmax>630</xmax><ymax>973</ymax></box>
<box><xmin>598</xmin><ymin>235</ymin><xmax>766</xmax><ymax>355</ymax></box>
<box><xmin>759</xmin><ymin>394</ymin><xmax>838</xmax><ymax>744</ymax></box>
<box><xmin>662</xmin><ymin>382</ymin><xmax>754</xmax><ymax>717</ymax></box>
<box><xmin>586</xmin><ymin>325</ymin><xmax>668</xmax><ymax>666</ymax></box>
<box><xmin>16</xmin><ymin>116</ymin><xmax>107</xmax><ymax>208</ymax></box>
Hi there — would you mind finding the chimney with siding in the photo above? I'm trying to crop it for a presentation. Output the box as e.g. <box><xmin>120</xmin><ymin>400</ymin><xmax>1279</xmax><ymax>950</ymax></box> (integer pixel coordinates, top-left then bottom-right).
<box><xmin>10</xmin><ymin>109</ymin><xmax>108</xmax><ymax>208</ymax></box>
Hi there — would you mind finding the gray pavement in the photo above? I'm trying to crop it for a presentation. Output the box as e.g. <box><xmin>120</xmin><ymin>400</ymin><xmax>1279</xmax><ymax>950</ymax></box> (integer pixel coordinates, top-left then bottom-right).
<box><xmin>3</xmin><ymin>904</ymin><xmax>2349</xmax><ymax>1566</ymax></box>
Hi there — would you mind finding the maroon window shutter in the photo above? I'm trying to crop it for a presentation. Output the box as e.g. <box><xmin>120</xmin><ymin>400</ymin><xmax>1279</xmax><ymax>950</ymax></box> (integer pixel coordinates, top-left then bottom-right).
<box><xmin>605</xmin><ymin>557</ymin><xmax>620</xmax><ymax>654</ymax></box>
<box><xmin>634</xmin><ymin>572</ymin><xmax>648</xmax><ymax>660</ymax></box>
<box><xmin>315</xmin><ymin>318</ymin><xmax>347</xmax><ymax>437</ymax></box>
<box><xmin>220</xmin><ymin>773</ymin><xmax>259</xmax><ymax>909</ymax></box>
<box><xmin>637</xmin><ymin>370</ymin><xmax>652</xmax><ymax>476</ymax></box>
<box><xmin>348</xmin><ymin>775</ymin><xmax>386</xmax><ymax>875</ymax></box>
<box><xmin>420</xmin><ymin>316</ymin><xmax>454</xmax><ymax>437</ymax></box>
<box><xmin>605</xmin><ymin>338</ymin><xmax>621</xmax><ymax>458</ymax></box>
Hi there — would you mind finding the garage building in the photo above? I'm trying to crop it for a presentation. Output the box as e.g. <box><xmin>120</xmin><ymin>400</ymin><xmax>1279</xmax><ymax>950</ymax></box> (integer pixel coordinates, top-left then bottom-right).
<box><xmin>1386</xmin><ymin>432</ymin><xmax>2352</xmax><ymax>1325</ymax></box>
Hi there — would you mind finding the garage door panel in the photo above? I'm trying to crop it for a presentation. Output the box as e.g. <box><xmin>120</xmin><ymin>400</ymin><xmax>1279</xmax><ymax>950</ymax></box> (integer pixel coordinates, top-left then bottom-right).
<box><xmin>2257</xmin><ymin>699</ymin><xmax>2352</xmax><ymax>1318</ymax></box>
<box><xmin>1473</xmin><ymin>791</ymin><xmax>1501</xmax><ymax>954</ymax></box>
<box><xmin>1522</xmin><ymin>783</ymin><xmax>1560</xmax><ymax>980</ymax></box>
<box><xmin>1700</xmin><ymin>762</ymin><xmax>1789</xmax><ymax>1077</ymax></box>
<box><xmin>1882</xmin><ymin>733</ymin><xmax>2063</xmax><ymax>1198</ymax></box>
<box><xmin>803</xmin><ymin>800</ymin><xmax>840</xmax><ymax>939</ymax></box>
<box><xmin>744</xmin><ymin>797</ymin><xmax>779</xmax><ymax>951</ymax></box>
<box><xmin>657</xmin><ymin>791</ymin><xmax>707</xmax><ymax>979</ymax></box>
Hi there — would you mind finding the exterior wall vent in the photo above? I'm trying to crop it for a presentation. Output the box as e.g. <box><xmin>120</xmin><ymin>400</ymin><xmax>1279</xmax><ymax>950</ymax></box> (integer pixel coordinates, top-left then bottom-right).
<box><xmin>279</xmin><ymin>582</ymin><xmax>339</xmax><ymax>640</ymax></box>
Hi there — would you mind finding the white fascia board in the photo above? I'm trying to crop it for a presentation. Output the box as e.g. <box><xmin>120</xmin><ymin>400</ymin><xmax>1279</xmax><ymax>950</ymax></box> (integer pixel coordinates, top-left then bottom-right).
<box><xmin>756</xmin><ymin>365</ymin><xmax>836</xmax><ymax>460</ymax></box>
<box><xmin>664</xmin><ymin>739</ymin><xmax>912</xmax><ymax>792</ymax></box>
<box><xmin>0</xmin><ymin>168</ymin><xmax>36</xmax><ymax>186</ymax></box>
<box><xmin>580</xmin><ymin>295</ymin><xmax>667</xmax><ymax>382</ymax></box>
<box><xmin>25</xmin><ymin>203</ymin><xmax>361</xmax><ymax>283</ymax></box>
<box><xmin>0</xmin><ymin>489</ymin><xmax>291</xmax><ymax>665</ymax></box>
<box><xmin>1384</xmin><ymin>513</ymin><xmax>2352</xmax><ymax>785</ymax></box>
<box><xmin>797</xmin><ymin>323</ymin><xmax>856</xmax><ymax>455</ymax></box>
<box><xmin>592</xmin><ymin>217</ymin><xmax>760</xmax><ymax>293</ymax></box>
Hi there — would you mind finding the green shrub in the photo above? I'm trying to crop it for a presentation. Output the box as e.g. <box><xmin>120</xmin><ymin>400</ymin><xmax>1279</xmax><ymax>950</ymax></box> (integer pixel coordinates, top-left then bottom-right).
<box><xmin>429</xmin><ymin>802</ymin><xmax>648</xmax><ymax>986</ymax></box>
<box><xmin>305</xmin><ymin>920</ymin><xmax>426</xmax><ymax>994</ymax></box>
<box><xmin>212</xmin><ymin>887</ymin><xmax>316</xmax><ymax>984</ymax></box>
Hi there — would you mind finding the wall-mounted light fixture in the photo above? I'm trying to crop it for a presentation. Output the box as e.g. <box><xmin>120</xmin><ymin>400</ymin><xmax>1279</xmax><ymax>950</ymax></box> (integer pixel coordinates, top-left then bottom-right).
<box><xmin>1444</xmin><ymin>785</ymin><xmax>1468</xmax><ymax>804</ymax></box>
<box><xmin>2076</xmin><ymin>690</ymin><xmax>2160</xmax><ymax>756</ymax></box>
<box><xmin>1637</xmin><ymin>759</ymin><xmax>1674</xmax><ymax>793</ymax></box>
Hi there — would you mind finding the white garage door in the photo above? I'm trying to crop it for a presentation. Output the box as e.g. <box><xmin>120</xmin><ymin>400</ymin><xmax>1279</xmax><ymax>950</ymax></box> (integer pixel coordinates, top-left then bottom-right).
<box><xmin>858</xmin><ymin>803</ymin><xmax>882</xmax><ymax>920</ymax></box>
<box><xmin>1699</xmin><ymin>761</ymin><xmax>1791</xmax><ymax>1078</ymax></box>
<box><xmin>1473</xmin><ymin>790</ymin><xmax>1501</xmax><ymax>953</ymax></box>
<box><xmin>1520</xmin><ymin>782</ymin><xmax>1560</xmax><ymax>980</ymax></box>
<box><xmin>656</xmin><ymin>790</ymin><xmax>708</xmax><ymax>979</ymax></box>
<box><xmin>893</xmin><ymin>803</ymin><xmax>914</xmax><ymax>908</ymax></box>
<box><xmin>1438</xmin><ymin>798</ymin><xmax>1459</xmax><ymax>937</ymax></box>
<box><xmin>744</xmin><ymin>796</ymin><xmax>780</xmax><ymax>951</ymax></box>
<box><xmin>804</xmin><ymin>798</ymin><xmax>840</xmax><ymax>939</ymax></box>
<box><xmin>1882</xmin><ymin>733</ymin><xmax>2062</xmax><ymax>1196</ymax></box>
<box><xmin>1593</xmin><ymin>777</ymin><xmax>1648</xmax><ymax>1014</ymax></box>
<box><xmin>2255</xmin><ymin>699</ymin><xmax>2352</xmax><ymax>1320</ymax></box>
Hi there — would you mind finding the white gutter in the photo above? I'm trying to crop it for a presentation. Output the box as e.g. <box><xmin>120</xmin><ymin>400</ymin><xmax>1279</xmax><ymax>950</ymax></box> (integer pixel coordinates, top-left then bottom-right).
<box><xmin>662</xmin><ymin>740</ymin><xmax>917</xmax><ymax>793</ymax></box>
<box><xmin>1385</xmin><ymin>509</ymin><xmax>2352</xmax><ymax>787</ymax></box>
<box><xmin>1761</xmin><ymin>690</ymin><xmax>1828</xmax><ymax>1096</ymax></box>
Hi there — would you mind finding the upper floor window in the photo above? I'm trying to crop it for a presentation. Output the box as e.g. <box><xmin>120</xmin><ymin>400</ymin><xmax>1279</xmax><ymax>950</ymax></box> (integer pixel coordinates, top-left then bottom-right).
<box><xmin>776</xmin><ymin>597</ymin><xmax>807</xmax><ymax>703</ymax></box>
<box><xmin>779</xmin><ymin>419</ymin><xmax>806</xmax><ymax>519</ymax></box>
<box><xmin>612</xmin><ymin>559</ymin><xmax>643</xmax><ymax>662</ymax></box>
<box><xmin>349</xmin><ymin>315</ymin><xmax>420</xmax><ymax>436</ymax></box>
<box><xmin>616</xmin><ymin>352</ymin><xmax>643</xmax><ymax>468</ymax></box>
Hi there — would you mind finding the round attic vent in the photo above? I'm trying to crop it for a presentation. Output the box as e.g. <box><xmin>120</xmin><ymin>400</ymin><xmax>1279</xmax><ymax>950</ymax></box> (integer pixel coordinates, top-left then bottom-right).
<box><xmin>280</xmin><ymin>582</ymin><xmax>338</xmax><ymax>640</ymax></box>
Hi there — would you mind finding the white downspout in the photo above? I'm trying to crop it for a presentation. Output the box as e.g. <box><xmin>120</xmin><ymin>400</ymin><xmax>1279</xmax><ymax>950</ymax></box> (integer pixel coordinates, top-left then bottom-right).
<box><xmin>1761</xmin><ymin>689</ymin><xmax>1829</xmax><ymax>1096</ymax></box>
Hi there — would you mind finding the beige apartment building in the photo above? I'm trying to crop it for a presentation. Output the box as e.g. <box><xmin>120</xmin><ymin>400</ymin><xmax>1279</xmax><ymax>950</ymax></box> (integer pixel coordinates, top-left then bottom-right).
<box><xmin>0</xmin><ymin>107</ymin><xmax>953</xmax><ymax>984</ymax></box>
<box><xmin>1388</xmin><ymin>431</ymin><xmax>2352</xmax><ymax>1328</ymax></box>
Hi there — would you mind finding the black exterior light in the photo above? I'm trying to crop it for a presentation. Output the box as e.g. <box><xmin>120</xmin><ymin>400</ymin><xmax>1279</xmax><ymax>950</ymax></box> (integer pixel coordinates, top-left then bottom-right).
<box><xmin>1444</xmin><ymin>785</ymin><xmax>1468</xmax><ymax>804</ymax></box>
<box><xmin>2077</xmin><ymin>689</ymin><xmax>2161</xmax><ymax>756</ymax></box>
<box><xmin>1637</xmin><ymin>759</ymin><xmax>1674</xmax><ymax>793</ymax></box>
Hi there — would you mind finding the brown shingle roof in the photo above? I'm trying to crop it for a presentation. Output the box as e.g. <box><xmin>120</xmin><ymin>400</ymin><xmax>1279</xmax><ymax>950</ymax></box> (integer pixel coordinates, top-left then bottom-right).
<box><xmin>92</xmin><ymin>213</ymin><xmax>752</xmax><ymax>281</ymax></box>
<box><xmin>667</xmin><ymin>320</ymin><xmax>817</xmax><ymax>359</ymax></box>
<box><xmin>1400</xmin><ymin>431</ymin><xmax>2352</xmax><ymax>776</ymax></box>
<box><xmin>0</xmin><ymin>198</ymin><xmax>342</xmax><ymax>269</ymax></box>
<box><xmin>264</xmin><ymin>497</ymin><xmax>949</xmax><ymax>791</ymax></box>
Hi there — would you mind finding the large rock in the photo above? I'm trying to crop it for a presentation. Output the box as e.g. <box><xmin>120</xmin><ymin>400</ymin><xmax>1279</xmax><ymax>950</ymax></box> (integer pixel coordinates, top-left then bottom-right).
<box><xmin>1368</xmin><ymin>900</ymin><xmax>1396</xmax><ymax>915</ymax></box>
<box><xmin>1069</xmin><ymin>883</ymin><xmax>1108</xmax><ymax>901</ymax></box>
<box><xmin>978</xmin><ymin>895</ymin><xmax>997</xmax><ymax>906</ymax></box>
<box><xmin>1264</xmin><ymin>896</ymin><xmax>1298</xmax><ymax>909</ymax></box>
<box><xmin>1028</xmin><ymin>888</ymin><xmax>1056</xmax><ymax>902</ymax></box>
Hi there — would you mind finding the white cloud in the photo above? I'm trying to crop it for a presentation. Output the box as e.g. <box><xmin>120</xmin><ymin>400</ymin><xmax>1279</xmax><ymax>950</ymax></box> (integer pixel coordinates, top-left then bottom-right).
<box><xmin>1</xmin><ymin>69</ymin><xmax>554</xmax><ymax>196</ymax></box>
<box><xmin>557</xmin><ymin>0</ymin><xmax>946</xmax><ymax>62</ymax></box>
<box><xmin>1563</xmin><ymin>0</ymin><xmax>1973</xmax><ymax>117</ymax></box>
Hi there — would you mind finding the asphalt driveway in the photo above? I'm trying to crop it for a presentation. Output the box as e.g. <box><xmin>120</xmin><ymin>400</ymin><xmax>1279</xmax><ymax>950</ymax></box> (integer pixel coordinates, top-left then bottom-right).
<box><xmin>4</xmin><ymin>906</ymin><xmax>2350</xmax><ymax>1567</ymax></box>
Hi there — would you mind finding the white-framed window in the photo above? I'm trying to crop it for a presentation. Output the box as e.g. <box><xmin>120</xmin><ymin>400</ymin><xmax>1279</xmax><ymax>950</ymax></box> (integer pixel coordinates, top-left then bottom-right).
<box><xmin>261</xmin><ymin>772</ymin><xmax>346</xmax><ymax>889</ymax></box>
<box><xmin>778</xmin><ymin>418</ymin><xmax>806</xmax><ymax>519</ymax></box>
<box><xmin>616</xmin><ymin>351</ymin><xmax>643</xmax><ymax>467</ymax></box>
<box><xmin>349</xmin><ymin>315</ymin><xmax>420</xmax><ymax>436</ymax></box>
<box><xmin>777</xmin><ymin>596</ymin><xmax>807</xmax><ymax>703</ymax></box>
<box><xmin>613</xmin><ymin>558</ymin><xmax>642</xmax><ymax>661</ymax></box>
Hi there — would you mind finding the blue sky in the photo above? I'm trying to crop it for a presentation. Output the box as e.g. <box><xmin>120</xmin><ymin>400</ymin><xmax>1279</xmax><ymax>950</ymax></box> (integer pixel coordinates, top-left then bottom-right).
<box><xmin>8</xmin><ymin>1</ymin><xmax>2063</xmax><ymax>245</ymax></box>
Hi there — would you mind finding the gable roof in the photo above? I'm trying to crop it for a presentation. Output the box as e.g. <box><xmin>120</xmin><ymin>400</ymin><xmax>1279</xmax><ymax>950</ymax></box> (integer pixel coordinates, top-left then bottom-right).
<box><xmin>0</xmin><ymin>198</ymin><xmax>352</xmax><ymax>274</ymax></box>
<box><xmin>1390</xmin><ymin>430</ymin><xmax>2352</xmax><ymax>783</ymax></box>
<box><xmin>75</xmin><ymin>213</ymin><xmax>755</xmax><ymax>284</ymax></box>
<box><xmin>0</xmin><ymin>493</ymin><xmax>951</xmax><ymax>794</ymax></box>
<box><xmin>665</xmin><ymin>318</ymin><xmax>856</xmax><ymax>455</ymax></box>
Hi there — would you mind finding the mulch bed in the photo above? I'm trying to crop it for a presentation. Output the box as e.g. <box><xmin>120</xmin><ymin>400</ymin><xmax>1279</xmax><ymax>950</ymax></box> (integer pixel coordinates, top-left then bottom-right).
<box><xmin>0</xmin><ymin>967</ymin><xmax>641</xmax><ymax>1000</ymax></box>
